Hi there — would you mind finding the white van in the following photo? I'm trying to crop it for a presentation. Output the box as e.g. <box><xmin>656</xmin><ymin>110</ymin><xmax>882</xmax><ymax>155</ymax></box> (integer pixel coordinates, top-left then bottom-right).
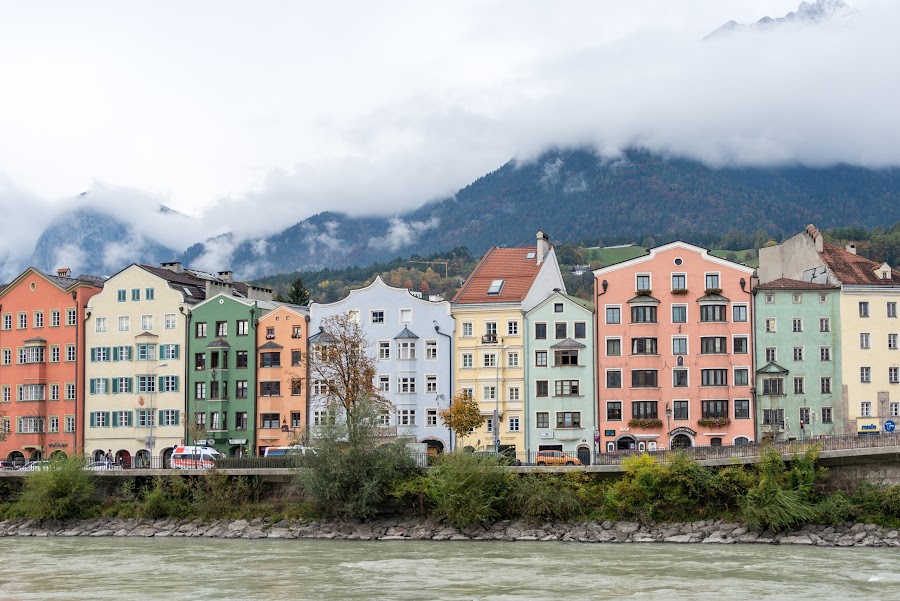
<box><xmin>170</xmin><ymin>445</ymin><xmax>222</xmax><ymax>469</ymax></box>
<box><xmin>263</xmin><ymin>445</ymin><xmax>316</xmax><ymax>458</ymax></box>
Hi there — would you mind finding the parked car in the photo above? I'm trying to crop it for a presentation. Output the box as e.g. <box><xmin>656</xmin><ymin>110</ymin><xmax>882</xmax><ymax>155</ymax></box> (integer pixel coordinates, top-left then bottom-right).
<box><xmin>17</xmin><ymin>461</ymin><xmax>51</xmax><ymax>471</ymax></box>
<box><xmin>535</xmin><ymin>450</ymin><xmax>581</xmax><ymax>466</ymax></box>
<box><xmin>85</xmin><ymin>460</ymin><xmax>123</xmax><ymax>471</ymax></box>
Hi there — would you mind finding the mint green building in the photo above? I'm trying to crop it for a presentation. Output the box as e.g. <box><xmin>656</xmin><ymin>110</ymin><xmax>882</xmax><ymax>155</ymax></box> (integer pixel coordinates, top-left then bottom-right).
<box><xmin>187</xmin><ymin>294</ymin><xmax>268</xmax><ymax>456</ymax></box>
<box><xmin>754</xmin><ymin>279</ymin><xmax>845</xmax><ymax>440</ymax></box>
<box><xmin>524</xmin><ymin>291</ymin><xmax>596</xmax><ymax>463</ymax></box>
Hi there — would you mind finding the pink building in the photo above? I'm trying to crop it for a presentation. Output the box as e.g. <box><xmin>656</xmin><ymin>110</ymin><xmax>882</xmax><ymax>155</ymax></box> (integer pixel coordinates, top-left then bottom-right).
<box><xmin>594</xmin><ymin>242</ymin><xmax>755</xmax><ymax>451</ymax></box>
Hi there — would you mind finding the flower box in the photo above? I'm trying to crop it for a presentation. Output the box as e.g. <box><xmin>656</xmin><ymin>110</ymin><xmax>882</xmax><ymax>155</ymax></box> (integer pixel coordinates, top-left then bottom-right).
<box><xmin>627</xmin><ymin>418</ymin><xmax>663</xmax><ymax>428</ymax></box>
<box><xmin>697</xmin><ymin>417</ymin><xmax>731</xmax><ymax>428</ymax></box>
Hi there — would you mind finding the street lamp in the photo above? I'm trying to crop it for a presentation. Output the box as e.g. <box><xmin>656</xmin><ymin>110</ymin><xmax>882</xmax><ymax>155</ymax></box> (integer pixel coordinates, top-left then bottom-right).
<box><xmin>494</xmin><ymin>345</ymin><xmax>508</xmax><ymax>452</ymax></box>
<box><xmin>665</xmin><ymin>402</ymin><xmax>672</xmax><ymax>448</ymax></box>
<box><xmin>148</xmin><ymin>362</ymin><xmax>169</xmax><ymax>467</ymax></box>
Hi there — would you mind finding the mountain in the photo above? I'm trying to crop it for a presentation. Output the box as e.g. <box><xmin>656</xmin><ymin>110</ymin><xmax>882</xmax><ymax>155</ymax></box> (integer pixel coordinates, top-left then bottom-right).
<box><xmin>17</xmin><ymin>147</ymin><xmax>900</xmax><ymax>280</ymax></box>
<box><xmin>706</xmin><ymin>0</ymin><xmax>855</xmax><ymax>39</ymax></box>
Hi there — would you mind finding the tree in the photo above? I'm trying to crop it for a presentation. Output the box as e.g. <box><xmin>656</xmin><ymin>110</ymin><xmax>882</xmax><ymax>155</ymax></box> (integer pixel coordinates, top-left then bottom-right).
<box><xmin>309</xmin><ymin>313</ymin><xmax>388</xmax><ymax>445</ymax></box>
<box><xmin>276</xmin><ymin>277</ymin><xmax>310</xmax><ymax>305</ymax></box>
<box><xmin>438</xmin><ymin>390</ymin><xmax>485</xmax><ymax>449</ymax></box>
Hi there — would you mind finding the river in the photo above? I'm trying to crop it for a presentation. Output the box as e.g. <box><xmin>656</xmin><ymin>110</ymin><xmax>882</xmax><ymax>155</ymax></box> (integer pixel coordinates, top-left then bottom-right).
<box><xmin>1</xmin><ymin>538</ymin><xmax>898</xmax><ymax>600</ymax></box>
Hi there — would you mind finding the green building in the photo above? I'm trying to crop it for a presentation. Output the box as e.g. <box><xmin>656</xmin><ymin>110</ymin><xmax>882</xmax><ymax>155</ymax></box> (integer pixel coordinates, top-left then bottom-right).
<box><xmin>754</xmin><ymin>279</ymin><xmax>844</xmax><ymax>440</ymax></box>
<box><xmin>187</xmin><ymin>293</ymin><xmax>268</xmax><ymax>456</ymax></box>
<box><xmin>524</xmin><ymin>291</ymin><xmax>596</xmax><ymax>463</ymax></box>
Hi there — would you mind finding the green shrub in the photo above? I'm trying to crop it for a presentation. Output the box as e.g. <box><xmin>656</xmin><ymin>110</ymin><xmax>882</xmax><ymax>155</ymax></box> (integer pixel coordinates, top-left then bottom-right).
<box><xmin>15</xmin><ymin>455</ymin><xmax>97</xmax><ymax>519</ymax></box>
<box><xmin>815</xmin><ymin>492</ymin><xmax>854</xmax><ymax>525</ymax></box>
<box><xmin>391</xmin><ymin>472</ymin><xmax>432</xmax><ymax>513</ymax></box>
<box><xmin>506</xmin><ymin>474</ymin><xmax>582</xmax><ymax>524</ymax></box>
<box><xmin>142</xmin><ymin>476</ymin><xmax>194</xmax><ymax>519</ymax></box>
<box><xmin>740</xmin><ymin>448</ymin><xmax>817</xmax><ymax>531</ymax></box>
<box><xmin>603</xmin><ymin>454</ymin><xmax>666</xmax><ymax>523</ymax></box>
<box><xmin>708</xmin><ymin>465</ymin><xmax>758</xmax><ymax>513</ymax></box>
<box><xmin>424</xmin><ymin>452</ymin><xmax>510</xmax><ymax>527</ymax></box>
<box><xmin>191</xmin><ymin>474</ymin><xmax>261</xmax><ymax>520</ymax></box>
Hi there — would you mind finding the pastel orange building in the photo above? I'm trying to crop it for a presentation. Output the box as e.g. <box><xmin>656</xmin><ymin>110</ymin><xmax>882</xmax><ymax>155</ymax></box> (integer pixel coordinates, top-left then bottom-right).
<box><xmin>0</xmin><ymin>268</ymin><xmax>102</xmax><ymax>464</ymax></box>
<box><xmin>255</xmin><ymin>304</ymin><xmax>309</xmax><ymax>454</ymax></box>
<box><xmin>594</xmin><ymin>243</ymin><xmax>755</xmax><ymax>451</ymax></box>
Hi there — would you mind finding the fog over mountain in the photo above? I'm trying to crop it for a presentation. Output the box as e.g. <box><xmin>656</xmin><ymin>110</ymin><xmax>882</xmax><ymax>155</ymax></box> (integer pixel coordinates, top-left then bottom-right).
<box><xmin>2</xmin><ymin>0</ymin><xmax>899</xmax><ymax>279</ymax></box>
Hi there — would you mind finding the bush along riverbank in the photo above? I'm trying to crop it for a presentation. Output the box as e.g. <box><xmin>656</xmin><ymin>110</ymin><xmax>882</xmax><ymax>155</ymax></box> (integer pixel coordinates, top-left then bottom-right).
<box><xmin>2</xmin><ymin>440</ymin><xmax>900</xmax><ymax>545</ymax></box>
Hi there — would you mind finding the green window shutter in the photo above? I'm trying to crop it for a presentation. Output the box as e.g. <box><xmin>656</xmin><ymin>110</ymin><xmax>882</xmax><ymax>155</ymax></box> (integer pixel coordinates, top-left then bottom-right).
<box><xmin>90</xmin><ymin>348</ymin><xmax>97</xmax><ymax>362</ymax></box>
<box><xmin>127</xmin><ymin>378</ymin><xmax>133</xmax><ymax>393</ymax></box>
<box><xmin>158</xmin><ymin>375</ymin><xmax>163</xmax><ymax>391</ymax></box>
<box><xmin>174</xmin><ymin>410</ymin><xmax>180</xmax><ymax>426</ymax></box>
<box><xmin>172</xmin><ymin>344</ymin><xmax>180</xmax><ymax>359</ymax></box>
<box><xmin>173</xmin><ymin>376</ymin><xmax>179</xmax><ymax>392</ymax></box>
<box><xmin>112</xmin><ymin>347</ymin><xmax>119</xmax><ymax>361</ymax></box>
<box><xmin>89</xmin><ymin>412</ymin><xmax>96</xmax><ymax>428</ymax></box>
<box><xmin>128</xmin><ymin>411</ymin><xmax>134</xmax><ymax>427</ymax></box>
<box><xmin>127</xmin><ymin>347</ymin><xmax>133</xmax><ymax>360</ymax></box>
<box><xmin>158</xmin><ymin>410</ymin><xmax>164</xmax><ymax>424</ymax></box>
<box><xmin>159</xmin><ymin>344</ymin><xmax>167</xmax><ymax>358</ymax></box>
<box><xmin>105</xmin><ymin>347</ymin><xmax>112</xmax><ymax>361</ymax></box>
<box><xmin>103</xmin><ymin>412</ymin><xmax>110</xmax><ymax>427</ymax></box>
<box><xmin>112</xmin><ymin>412</ymin><xmax>119</xmax><ymax>427</ymax></box>
<box><xmin>89</xmin><ymin>379</ymin><xmax>96</xmax><ymax>394</ymax></box>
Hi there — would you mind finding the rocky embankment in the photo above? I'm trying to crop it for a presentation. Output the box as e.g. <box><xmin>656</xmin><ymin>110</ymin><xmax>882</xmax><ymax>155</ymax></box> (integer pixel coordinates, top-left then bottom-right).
<box><xmin>2</xmin><ymin>517</ymin><xmax>899</xmax><ymax>546</ymax></box>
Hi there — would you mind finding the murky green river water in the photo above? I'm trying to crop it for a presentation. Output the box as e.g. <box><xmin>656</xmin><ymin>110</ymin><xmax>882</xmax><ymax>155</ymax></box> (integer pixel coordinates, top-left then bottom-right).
<box><xmin>0</xmin><ymin>538</ymin><xmax>898</xmax><ymax>600</ymax></box>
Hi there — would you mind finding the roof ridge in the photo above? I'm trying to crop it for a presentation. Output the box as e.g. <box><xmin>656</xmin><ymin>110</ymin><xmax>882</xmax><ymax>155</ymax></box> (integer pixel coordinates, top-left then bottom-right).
<box><xmin>453</xmin><ymin>246</ymin><xmax>496</xmax><ymax>304</ymax></box>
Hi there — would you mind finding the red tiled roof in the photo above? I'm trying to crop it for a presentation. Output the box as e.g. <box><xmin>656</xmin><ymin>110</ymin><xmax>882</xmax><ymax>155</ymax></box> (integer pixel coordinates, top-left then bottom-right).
<box><xmin>755</xmin><ymin>278</ymin><xmax>839</xmax><ymax>291</ymax></box>
<box><xmin>819</xmin><ymin>243</ymin><xmax>900</xmax><ymax>285</ymax></box>
<box><xmin>453</xmin><ymin>247</ymin><xmax>545</xmax><ymax>305</ymax></box>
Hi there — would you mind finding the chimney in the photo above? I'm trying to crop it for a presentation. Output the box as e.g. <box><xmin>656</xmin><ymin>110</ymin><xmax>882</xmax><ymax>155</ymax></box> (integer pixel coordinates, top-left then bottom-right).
<box><xmin>161</xmin><ymin>261</ymin><xmax>183</xmax><ymax>273</ymax></box>
<box><xmin>536</xmin><ymin>230</ymin><xmax>550</xmax><ymax>265</ymax></box>
<box><xmin>56</xmin><ymin>268</ymin><xmax>71</xmax><ymax>278</ymax></box>
<box><xmin>218</xmin><ymin>270</ymin><xmax>233</xmax><ymax>283</ymax></box>
<box><xmin>846</xmin><ymin>244</ymin><xmax>857</xmax><ymax>255</ymax></box>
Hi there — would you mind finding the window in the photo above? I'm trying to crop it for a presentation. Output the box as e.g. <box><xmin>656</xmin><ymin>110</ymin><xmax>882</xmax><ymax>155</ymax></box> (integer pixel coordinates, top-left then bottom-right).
<box><xmin>555</xmin><ymin>322</ymin><xmax>567</xmax><ymax>339</ymax></box>
<box><xmin>371</xmin><ymin>310</ymin><xmax>385</xmax><ymax>324</ymax></box>
<box><xmin>889</xmin><ymin>302</ymin><xmax>898</xmax><ymax>318</ymax></box>
<box><xmin>50</xmin><ymin>346</ymin><xmax>59</xmax><ymax>362</ymax></box>
<box><xmin>90</xmin><ymin>378</ymin><xmax>108</xmax><ymax>395</ymax></box>
<box><xmin>821</xmin><ymin>377</ymin><xmax>832</xmax><ymax>394</ymax></box>
<box><xmin>1</xmin><ymin>314</ymin><xmax>10</xmax><ymax>330</ymax></box>
<box><xmin>398</xmin><ymin>409</ymin><xmax>416</xmax><ymax>426</ymax></box>
<box><xmin>2</xmin><ymin>349</ymin><xmax>10</xmax><ymax>365</ymax></box>
<box><xmin>31</xmin><ymin>311</ymin><xmax>42</xmax><ymax>328</ymax></box>
<box><xmin>18</xmin><ymin>416</ymin><xmax>46</xmax><ymax>433</ymax></box>
<box><xmin>137</xmin><ymin>409</ymin><xmax>155</xmax><ymax>428</ymax></box>
<box><xmin>671</xmin><ymin>274</ymin><xmax>686</xmax><ymax>290</ymax></box>
<box><xmin>462</xmin><ymin>323</ymin><xmax>473</xmax><ymax>337</ymax></box>
<box><xmin>118</xmin><ymin>316</ymin><xmax>130</xmax><ymax>331</ymax></box>
<box><xmin>859</xmin><ymin>302</ymin><xmax>869</xmax><ymax>318</ymax></box>
<box><xmin>260</xmin><ymin>381</ymin><xmax>281</xmax><ymax>396</ymax></box>
<box><xmin>554</xmin><ymin>380</ymin><xmax>579</xmax><ymax>396</ymax></box>
<box><xmin>791</xmin><ymin>292</ymin><xmax>802</xmax><ymax>303</ymax></box>
<box><xmin>426</xmin><ymin>409</ymin><xmax>438</xmax><ymax>427</ymax></box>
<box><xmin>606</xmin><ymin>338</ymin><xmax>621</xmax><ymax>356</ymax></box>
<box><xmin>398</xmin><ymin>341</ymin><xmax>417</xmax><ymax>360</ymax></box>
<box><xmin>137</xmin><ymin>375</ymin><xmax>156</xmax><ymax>393</ymax></box>
<box><xmin>705</xmin><ymin>274</ymin><xmax>720</xmax><ymax>289</ymax></box>
<box><xmin>821</xmin><ymin>407</ymin><xmax>833</xmax><ymax>423</ymax></box>
<box><xmin>861</xmin><ymin>367</ymin><xmax>871</xmax><ymax>383</ymax></box>
<box><xmin>631</xmin><ymin>370</ymin><xmax>658</xmax><ymax>387</ymax></box>
<box><xmin>162</xmin><ymin>375</ymin><xmax>178</xmax><ymax>392</ymax></box>
<box><xmin>606</xmin><ymin>370</ymin><xmax>623</xmax><ymax>388</ymax></box>
<box><xmin>195</xmin><ymin>381</ymin><xmax>207</xmax><ymax>400</ymax></box>
<box><xmin>673</xmin><ymin>400</ymin><xmax>689</xmax><ymax>420</ymax></box>
<box><xmin>733</xmin><ymin>337</ymin><xmax>748</xmax><ymax>354</ymax></box>
<box><xmin>49</xmin><ymin>416</ymin><xmax>59</xmax><ymax>433</ymax></box>
<box><xmin>400</xmin><ymin>309</ymin><xmax>412</xmax><ymax>323</ymax></box>
<box><xmin>820</xmin><ymin>318</ymin><xmax>831</xmax><ymax>332</ymax></box>
<box><xmin>482</xmin><ymin>385</ymin><xmax>496</xmax><ymax>400</ymax></box>
<box><xmin>233</xmin><ymin>380</ymin><xmax>247</xmax><ymax>399</ymax></box>
<box><xmin>892</xmin><ymin>402</ymin><xmax>900</xmax><ymax>417</ymax></box>
<box><xmin>700</xmin><ymin>305</ymin><xmax>726</xmax><ymax>322</ymax></box>
<box><xmin>763</xmin><ymin>409</ymin><xmax>784</xmax><ymax>427</ymax></box>
<box><xmin>254</xmin><ymin>413</ymin><xmax>277</xmax><ymax>429</ymax></box>
<box><xmin>605</xmin><ymin>307</ymin><xmax>621</xmax><ymax>324</ymax></box>
<box><xmin>574</xmin><ymin>322</ymin><xmax>586</xmax><ymax>339</ymax></box>
<box><xmin>632</xmin><ymin>401</ymin><xmax>658</xmax><ymax>419</ymax></box>
<box><xmin>195</xmin><ymin>322</ymin><xmax>207</xmax><ymax>338</ymax></box>
<box><xmin>537</xmin><ymin>412</ymin><xmax>550</xmax><ymax>428</ymax></box>
<box><xmin>483</xmin><ymin>353</ymin><xmax>496</xmax><ymax>368</ymax></box>
<box><xmin>734</xmin><ymin>399</ymin><xmax>750</xmax><ymax>419</ymax></box>
<box><xmin>141</xmin><ymin>315</ymin><xmax>153</xmax><ymax>331</ymax></box>
<box><xmin>117</xmin><ymin>289</ymin><xmax>126</xmax><ymax>302</ymax></box>
<box><xmin>375</xmin><ymin>341</ymin><xmax>390</xmax><ymax>360</ymax></box>
<box><xmin>889</xmin><ymin>334</ymin><xmax>898</xmax><ymax>350</ymax></box>
<box><xmin>215</xmin><ymin>321</ymin><xmax>227</xmax><ymax>337</ymax></box>
<box><xmin>485</xmin><ymin>322</ymin><xmax>497</xmax><ymax>337</ymax></box>
<box><xmin>486</xmin><ymin>418</ymin><xmax>493</xmax><ymax>433</ymax></box>
<box><xmin>734</xmin><ymin>368</ymin><xmax>749</xmax><ymax>386</ymax></box>
<box><xmin>672</xmin><ymin>337</ymin><xmax>687</xmax><ymax>355</ymax></box>
<box><xmin>507</xmin><ymin>321</ymin><xmax>519</xmax><ymax>336</ymax></box>
<box><xmin>671</xmin><ymin>305</ymin><xmax>687</xmax><ymax>323</ymax></box>
<box><xmin>51</xmin><ymin>310</ymin><xmax>60</xmax><ymax>327</ymax></box>
<box><xmin>95</xmin><ymin>317</ymin><xmax>107</xmax><ymax>332</ymax></box>
<box><xmin>890</xmin><ymin>367</ymin><xmax>899</xmax><ymax>384</ymax></box>
<box><xmin>793</xmin><ymin>347</ymin><xmax>804</xmax><ymax>361</ymax></box>
<box><xmin>18</xmin><ymin>384</ymin><xmax>46</xmax><ymax>401</ymax></box>
<box><xmin>701</xmin><ymin>369</ymin><xmax>728</xmax><ymax>386</ymax></box>
<box><xmin>486</xmin><ymin>280</ymin><xmax>504</xmax><ymax>295</ymax></box>
<box><xmin>426</xmin><ymin>375</ymin><xmax>438</xmax><ymax>393</ymax></box>
<box><xmin>399</xmin><ymin>377</ymin><xmax>416</xmax><ymax>393</ymax></box>
<box><xmin>112</xmin><ymin>378</ymin><xmax>131</xmax><ymax>394</ymax></box>
<box><xmin>794</xmin><ymin>377</ymin><xmax>805</xmax><ymax>394</ymax></box>
<box><xmin>732</xmin><ymin>305</ymin><xmax>748</xmax><ymax>322</ymax></box>
<box><xmin>136</xmin><ymin>344</ymin><xmax>157</xmax><ymax>361</ymax></box>
<box><xmin>131</xmin><ymin>288</ymin><xmax>140</xmax><ymax>302</ymax></box>
<box><xmin>630</xmin><ymin>337</ymin><xmax>656</xmax><ymax>355</ymax></box>
<box><xmin>508</xmin><ymin>417</ymin><xmax>520</xmax><ymax>432</ymax></box>
<box><xmin>673</xmin><ymin>369</ymin><xmax>688</xmax><ymax>387</ymax></box>
<box><xmin>425</xmin><ymin>340</ymin><xmax>438</xmax><ymax>360</ymax></box>
<box><xmin>91</xmin><ymin>347</ymin><xmax>110</xmax><ymax>362</ymax></box>
<box><xmin>462</xmin><ymin>353</ymin><xmax>473</xmax><ymax>368</ymax></box>
<box><xmin>556</xmin><ymin>412</ymin><xmax>581</xmax><ymax>428</ymax></box>
<box><xmin>762</xmin><ymin>378</ymin><xmax>784</xmax><ymax>395</ymax></box>
<box><xmin>66</xmin><ymin>345</ymin><xmax>76</xmax><ymax>362</ymax></box>
<box><xmin>700</xmin><ymin>337</ymin><xmax>727</xmax><ymax>354</ymax></box>
<box><xmin>91</xmin><ymin>412</ymin><xmax>109</xmax><ymax>428</ymax></box>
<box><xmin>702</xmin><ymin>400</ymin><xmax>728</xmax><ymax>419</ymax></box>
<box><xmin>821</xmin><ymin>346</ymin><xmax>831</xmax><ymax>361</ymax></box>
<box><xmin>236</xmin><ymin>351</ymin><xmax>248</xmax><ymax>368</ymax></box>
<box><xmin>631</xmin><ymin>306</ymin><xmax>657</xmax><ymax>324</ymax></box>
<box><xmin>1</xmin><ymin>386</ymin><xmax>8</xmax><ymax>402</ymax></box>
<box><xmin>860</xmin><ymin>333</ymin><xmax>870</xmax><ymax>349</ymax></box>
<box><xmin>792</xmin><ymin>318</ymin><xmax>803</xmax><ymax>333</ymax></box>
<box><xmin>536</xmin><ymin>381</ymin><xmax>549</xmax><ymax>397</ymax></box>
<box><xmin>861</xmin><ymin>402</ymin><xmax>871</xmax><ymax>417</ymax></box>
<box><xmin>765</xmin><ymin>318</ymin><xmax>777</xmax><ymax>333</ymax></box>
<box><xmin>636</xmin><ymin>274</ymin><xmax>651</xmax><ymax>290</ymax></box>
<box><xmin>555</xmin><ymin>349</ymin><xmax>579</xmax><ymax>365</ymax></box>
<box><xmin>66</xmin><ymin>308</ymin><xmax>76</xmax><ymax>326</ymax></box>
<box><xmin>289</xmin><ymin>350</ymin><xmax>302</xmax><ymax>366</ymax></box>
<box><xmin>260</xmin><ymin>352</ymin><xmax>281</xmax><ymax>368</ymax></box>
<box><xmin>507</xmin><ymin>352</ymin><xmax>519</xmax><ymax>367</ymax></box>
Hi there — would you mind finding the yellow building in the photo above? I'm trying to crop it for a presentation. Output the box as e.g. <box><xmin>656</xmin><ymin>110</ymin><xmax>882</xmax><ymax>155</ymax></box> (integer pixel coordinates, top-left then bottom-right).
<box><xmin>451</xmin><ymin>232</ymin><xmax>565</xmax><ymax>456</ymax></box>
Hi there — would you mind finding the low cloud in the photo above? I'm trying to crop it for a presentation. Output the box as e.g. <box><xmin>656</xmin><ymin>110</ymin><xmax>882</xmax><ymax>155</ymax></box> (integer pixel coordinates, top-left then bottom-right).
<box><xmin>368</xmin><ymin>217</ymin><xmax>441</xmax><ymax>252</ymax></box>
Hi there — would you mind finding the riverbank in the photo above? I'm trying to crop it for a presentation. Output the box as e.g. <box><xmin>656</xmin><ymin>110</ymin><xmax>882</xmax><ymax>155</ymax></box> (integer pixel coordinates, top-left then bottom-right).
<box><xmin>2</xmin><ymin>516</ymin><xmax>898</xmax><ymax>547</ymax></box>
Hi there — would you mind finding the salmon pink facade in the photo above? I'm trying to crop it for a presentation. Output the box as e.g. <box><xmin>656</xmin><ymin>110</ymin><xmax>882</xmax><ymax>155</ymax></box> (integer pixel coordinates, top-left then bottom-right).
<box><xmin>594</xmin><ymin>242</ymin><xmax>755</xmax><ymax>452</ymax></box>
<box><xmin>0</xmin><ymin>268</ymin><xmax>102</xmax><ymax>463</ymax></box>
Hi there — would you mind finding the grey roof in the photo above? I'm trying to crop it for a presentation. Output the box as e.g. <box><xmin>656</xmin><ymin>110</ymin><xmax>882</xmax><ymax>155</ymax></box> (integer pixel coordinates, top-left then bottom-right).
<box><xmin>134</xmin><ymin>331</ymin><xmax>159</xmax><ymax>338</ymax></box>
<box><xmin>24</xmin><ymin>337</ymin><xmax>47</xmax><ymax>344</ymax></box>
<box><xmin>697</xmin><ymin>293</ymin><xmax>731</xmax><ymax>303</ymax></box>
<box><xmin>258</xmin><ymin>341</ymin><xmax>284</xmax><ymax>350</ymax></box>
<box><xmin>308</xmin><ymin>330</ymin><xmax>334</xmax><ymax>344</ymax></box>
<box><xmin>757</xmin><ymin>361</ymin><xmax>789</xmax><ymax>375</ymax></box>
<box><xmin>206</xmin><ymin>338</ymin><xmax>231</xmax><ymax>349</ymax></box>
<box><xmin>627</xmin><ymin>294</ymin><xmax>660</xmax><ymax>305</ymax></box>
<box><xmin>394</xmin><ymin>327</ymin><xmax>419</xmax><ymax>340</ymax></box>
<box><xmin>550</xmin><ymin>337</ymin><xmax>586</xmax><ymax>350</ymax></box>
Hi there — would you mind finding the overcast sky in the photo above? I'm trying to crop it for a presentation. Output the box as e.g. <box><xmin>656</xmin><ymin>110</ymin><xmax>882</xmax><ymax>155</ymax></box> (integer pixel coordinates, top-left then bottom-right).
<box><xmin>1</xmin><ymin>0</ymin><xmax>897</xmax><ymax>263</ymax></box>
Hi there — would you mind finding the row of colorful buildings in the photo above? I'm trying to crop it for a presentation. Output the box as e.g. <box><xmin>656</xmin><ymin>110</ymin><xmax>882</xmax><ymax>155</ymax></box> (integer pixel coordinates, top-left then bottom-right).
<box><xmin>1</xmin><ymin>226</ymin><xmax>898</xmax><ymax>465</ymax></box>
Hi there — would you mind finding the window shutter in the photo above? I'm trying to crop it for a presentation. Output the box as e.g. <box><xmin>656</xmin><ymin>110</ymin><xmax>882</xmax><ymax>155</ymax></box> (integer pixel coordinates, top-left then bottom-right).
<box><xmin>90</xmin><ymin>348</ymin><xmax>97</xmax><ymax>362</ymax></box>
<box><xmin>127</xmin><ymin>378</ymin><xmax>133</xmax><ymax>393</ymax></box>
<box><xmin>89</xmin><ymin>379</ymin><xmax>96</xmax><ymax>394</ymax></box>
<box><xmin>159</xmin><ymin>410</ymin><xmax>165</xmax><ymax>425</ymax></box>
<box><xmin>173</xmin><ymin>376</ymin><xmax>179</xmax><ymax>392</ymax></box>
<box><xmin>173</xmin><ymin>344</ymin><xmax>180</xmax><ymax>359</ymax></box>
<box><xmin>112</xmin><ymin>412</ymin><xmax>119</xmax><ymax>427</ymax></box>
<box><xmin>174</xmin><ymin>410</ymin><xmax>180</xmax><ymax>426</ymax></box>
<box><xmin>158</xmin><ymin>375</ymin><xmax>164</xmax><ymax>391</ymax></box>
<box><xmin>89</xmin><ymin>412</ymin><xmax>96</xmax><ymax>428</ymax></box>
<box><xmin>103</xmin><ymin>379</ymin><xmax>109</xmax><ymax>394</ymax></box>
<box><xmin>103</xmin><ymin>412</ymin><xmax>110</xmax><ymax>427</ymax></box>
<box><xmin>113</xmin><ymin>347</ymin><xmax>119</xmax><ymax>361</ymax></box>
<box><xmin>112</xmin><ymin>378</ymin><xmax>119</xmax><ymax>394</ymax></box>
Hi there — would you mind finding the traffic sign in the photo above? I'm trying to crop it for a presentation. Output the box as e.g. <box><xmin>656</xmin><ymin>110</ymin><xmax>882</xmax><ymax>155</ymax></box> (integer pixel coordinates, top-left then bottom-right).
<box><xmin>885</xmin><ymin>420</ymin><xmax>896</xmax><ymax>433</ymax></box>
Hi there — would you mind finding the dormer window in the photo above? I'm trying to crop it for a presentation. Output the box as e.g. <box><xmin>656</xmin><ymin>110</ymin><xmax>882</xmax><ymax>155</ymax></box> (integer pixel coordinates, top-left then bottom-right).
<box><xmin>526</xmin><ymin>251</ymin><xmax>536</xmax><ymax>260</ymax></box>
<box><xmin>487</xmin><ymin>280</ymin><xmax>505</xmax><ymax>295</ymax></box>
<box><xmin>883</xmin><ymin>271</ymin><xmax>890</xmax><ymax>280</ymax></box>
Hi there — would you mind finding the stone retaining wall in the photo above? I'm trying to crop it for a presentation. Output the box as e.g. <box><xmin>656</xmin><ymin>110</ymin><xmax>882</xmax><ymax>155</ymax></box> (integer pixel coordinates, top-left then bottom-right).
<box><xmin>2</xmin><ymin>517</ymin><xmax>898</xmax><ymax>547</ymax></box>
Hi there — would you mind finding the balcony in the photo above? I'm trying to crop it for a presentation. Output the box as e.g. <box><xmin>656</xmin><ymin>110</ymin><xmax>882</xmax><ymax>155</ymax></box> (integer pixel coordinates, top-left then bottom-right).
<box><xmin>481</xmin><ymin>334</ymin><xmax>498</xmax><ymax>344</ymax></box>
<box><xmin>375</xmin><ymin>426</ymin><xmax>398</xmax><ymax>438</ymax></box>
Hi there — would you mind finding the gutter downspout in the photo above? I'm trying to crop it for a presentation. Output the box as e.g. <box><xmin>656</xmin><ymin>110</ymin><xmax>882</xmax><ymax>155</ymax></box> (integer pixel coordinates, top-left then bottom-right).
<box><xmin>748</xmin><ymin>277</ymin><xmax>759</xmax><ymax>444</ymax></box>
<box><xmin>180</xmin><ymin>306</ymin><xmax>191</xmax><ymax>447</ymax></box>
<box><xmin>433</xmin><ymin>320</ymin><xmax>453</xmax><ymax>451</ymax></box>
<box><xmin>250</xmin><ymin>305</ymin><xmax>258</xmax><ymax>457</ymax></box>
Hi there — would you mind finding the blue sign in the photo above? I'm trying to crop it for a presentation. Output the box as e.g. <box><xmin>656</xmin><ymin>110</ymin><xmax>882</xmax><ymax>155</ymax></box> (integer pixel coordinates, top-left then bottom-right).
<box><xmin>885</xmin><ymin>420</ymin><xmax>896</xmax><ymax>433</ymax></box>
